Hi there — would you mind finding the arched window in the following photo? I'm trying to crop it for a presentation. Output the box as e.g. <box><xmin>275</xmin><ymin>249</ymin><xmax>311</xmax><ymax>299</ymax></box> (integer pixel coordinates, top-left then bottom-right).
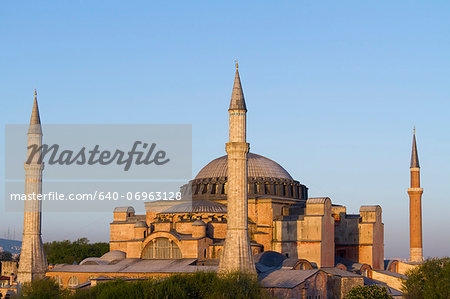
<box><xmin>194</xmin><ymin>184</ymin><xmax>200</xmax><ymax>195</ymax></box>
<box><xmin>142</xmin><ymin>238</ymin><xmax>182</xmax><ymax>259</ymax></box>
<box><xmin>68</xmin><ymin>276</ymin><xmax>79</xmax><ymax>288</ymax></box>
<box><xmin>54</xmin><ymin>275</ymin><xmax>63</xmax><ymax>286</ymax></box>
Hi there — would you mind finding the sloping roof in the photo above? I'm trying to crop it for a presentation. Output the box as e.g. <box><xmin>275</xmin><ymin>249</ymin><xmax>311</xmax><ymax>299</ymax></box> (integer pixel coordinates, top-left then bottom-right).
<box><xmin>259</xmin><ymin>269</ymin><xmax>319</xmax><ymax>288</ymax></box>
<box><xmin>374</xmin><ymin>270</ymin><xmax>407</xmax><ymax>280</ymax></box>
<box><xmin>321</xmin><ymin>267</ymin><xmax>362</xmax><ymax>277</ymax></box>
<box><xmin>50</xmin><ymin>258</ymin><xmax>216</xmax><ymax>274</ymax></box>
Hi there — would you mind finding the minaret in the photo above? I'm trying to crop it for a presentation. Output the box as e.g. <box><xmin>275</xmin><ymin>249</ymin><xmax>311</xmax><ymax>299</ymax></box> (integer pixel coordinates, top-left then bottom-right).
<box><xmin>407</xmin><ymin>127</ymin><xmax>424</xmax><ymax>263</ymax></box>
<box><xmin>17</xmin><ymin>90</ymin><xmax>47</xmax><ymax>283</ymax></box>
<box><xmin>218</xmin><ymin>62</ymin><xmax>256</xmax><ymax>274</ymax></box>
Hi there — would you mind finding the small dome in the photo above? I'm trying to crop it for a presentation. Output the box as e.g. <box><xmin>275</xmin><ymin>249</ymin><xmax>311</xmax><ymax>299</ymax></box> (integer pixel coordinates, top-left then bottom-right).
<box><xmin>195</xmin><ymin>153</ymin><xmax>293</xmax><ymax>180</ymax></box>
<box><xmin>100</xmin><ymin>250</ymin><xmax>126</xmax><ymax>262</ymax></box>
<box><xmin>134</xmin><ymin>221</ymin><xmax>148</xmax><ymax>228</ymax></box>
<box><xmin>254</xmin><ymin>251</ymin><xmax>286</xmax><ymax>267</ymax></box>
<box><xmin>192</xmin><ymin>219</ymin><xmax>206</xmax><ymax>226</ymax></box>
<box><xmin>79</xmin><ymin>257</ymin><xmax>110</xmax><ymax>266</ymax></box>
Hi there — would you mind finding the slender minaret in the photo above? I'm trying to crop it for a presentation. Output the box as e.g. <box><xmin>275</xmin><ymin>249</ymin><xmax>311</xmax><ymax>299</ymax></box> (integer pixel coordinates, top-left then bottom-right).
<box><xmin>407</xmin><ymin>127</ymin><xmax>424</xmax><ymax>263</ymax></box>
<box><xmin>17</xmin><ymin>90</ymin><xmax>47</xmax><ymax>283</ymax></box>
<box><xmin>218</xmin><ymin>63</ymin><xmax>256</xmax><ymax>274</ymax></box>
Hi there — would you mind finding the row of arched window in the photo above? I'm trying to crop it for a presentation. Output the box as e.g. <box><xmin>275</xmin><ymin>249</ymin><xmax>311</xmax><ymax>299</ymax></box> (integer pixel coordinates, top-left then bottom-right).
<box><xmin>192</xmin><ymin>181</ymin><xmax>307</xmax><ymax>199</ymax></box>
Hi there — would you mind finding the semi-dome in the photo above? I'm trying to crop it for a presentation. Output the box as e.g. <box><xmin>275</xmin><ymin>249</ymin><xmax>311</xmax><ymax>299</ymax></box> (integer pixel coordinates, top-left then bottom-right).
<box><xmin>195</xmin><ymin>153</ymin><xmax>293</xmax><ymax>180</ymax></box>
<box><xmin>161</xmin><ymin>200</ymin><xmax>227</xmax><ymax>214</ymax></box>
<box><xmin>100</xmin><ymin>250</ymin><xmax>126</xmax><ymax>262</ymax></box>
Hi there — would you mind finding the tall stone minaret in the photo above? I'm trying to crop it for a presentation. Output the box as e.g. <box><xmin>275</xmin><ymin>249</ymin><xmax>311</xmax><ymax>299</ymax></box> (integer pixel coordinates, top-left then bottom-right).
<box><xmin>17</xmin><ymin>91</ymin><xmax>48</xmax><ymax>283</ymax></box>
<box><xmin>218</xmin><ymin>63</ymin><xmax>256</xmax><ymax>274</ymax></box>
<box><xmin>407</xmin><ymin>127</ymin><xmax>424</xmax><ymax>263</ymax></box>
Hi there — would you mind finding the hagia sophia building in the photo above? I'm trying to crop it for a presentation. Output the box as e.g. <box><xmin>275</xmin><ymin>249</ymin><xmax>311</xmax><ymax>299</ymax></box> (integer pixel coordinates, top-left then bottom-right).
<box><xmin>2</xmin><ymin>64</ymin><xmax>424</xmax><ymax>298</ymax></box>
<box><xmin>110</xmin><ymin>64</ymin><xmax>383</xmax><ymax>269</ymax></box>
<box><xmin>104</xmin><ymin>65</ymin><xmax>384</xmax><ymax>269</ymax></box>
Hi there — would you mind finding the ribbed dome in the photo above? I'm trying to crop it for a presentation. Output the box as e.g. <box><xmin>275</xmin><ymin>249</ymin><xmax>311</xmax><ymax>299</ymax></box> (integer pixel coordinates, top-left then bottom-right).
<box><xmin>161</xmin><ymin>200</ymin><xmax>227</xmax><ymax>214</ymax></box>
<box><xmin>195</xmin><ymin>153</ymin><xmax>293</xmax><ymax>180</ymax></box>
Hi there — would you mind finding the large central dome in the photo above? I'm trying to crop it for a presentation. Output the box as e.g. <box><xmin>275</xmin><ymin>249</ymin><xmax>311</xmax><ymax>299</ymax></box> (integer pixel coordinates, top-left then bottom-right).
<box><xmin>195</xmin><ymin>153</ymin><xmax>293</xmax><ymax>180</ymax></box>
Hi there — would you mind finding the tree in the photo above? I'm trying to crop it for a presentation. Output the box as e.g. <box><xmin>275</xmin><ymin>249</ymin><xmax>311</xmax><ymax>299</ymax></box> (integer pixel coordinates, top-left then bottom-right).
<box><xmin>44</xmin><ymin>238</ymin><xmax>109</xmax><ymax>264</ymax></box>
<box><xmin>345</xmin><ymin>285</ymin><xmax>392</xmax><ymax>299</ymax></box>
<box><xmin>0</xmin><ymin>251</ymin><xmax>13</xmax><ymax>261</ymax></box>
<box><xmin>18</xmin><ymin>277</ymin><xmax>69</xmax><ymax>299</ymax></box>
<box><xmin>70</xmin><ymin>272</ymin><xmax>271</xmax><ymax>299</ymax></box>
<box><xmin>402</xmin><ymin>257</ymin><xmax>450</xmax><ymax>299</ymax></box>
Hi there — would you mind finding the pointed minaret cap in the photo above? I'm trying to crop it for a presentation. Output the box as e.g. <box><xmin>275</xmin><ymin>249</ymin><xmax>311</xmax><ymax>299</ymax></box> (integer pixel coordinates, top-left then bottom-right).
<box><xmin>28</xmin><ymin>89</ymin><xmax>42</xmax><ymax>134</ymax></box>
<box><xmin>410</xmin><ymin>126</ymin><xmax>420</xmax><ymax>168</ymax></box>
<box><xmin>229</xmin><ymin>61</ymin><xmax>247</xmax><ymax>111</ymax></box>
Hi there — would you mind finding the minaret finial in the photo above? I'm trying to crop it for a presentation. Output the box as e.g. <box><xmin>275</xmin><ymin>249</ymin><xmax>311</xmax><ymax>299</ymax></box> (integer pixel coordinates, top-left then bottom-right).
<box><xmin>29</xmin><ymin>89</ymin><xmax>41</xmax><ymax>126</ymax></box>
<box><xmin>229</xmin><ymin>62</ymin><xmax>247</xmax><ymax>111</ymax></box>
<box><xmin>411</xmin><ymin>127</ymin><xmax>420</xmax><ymax>168</ymax></box>
<box><xmin>235</xmin><ymin>59</ymin><xmax>238</xmax><ymax>70</ymax></box>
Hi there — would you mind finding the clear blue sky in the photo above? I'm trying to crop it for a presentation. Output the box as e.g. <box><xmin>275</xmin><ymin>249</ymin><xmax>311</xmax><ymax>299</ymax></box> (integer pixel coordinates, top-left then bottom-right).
<box><xmin>1</xmin><ymin>1</ymin><xmax>449</xmax><ymax>259</ymax></box>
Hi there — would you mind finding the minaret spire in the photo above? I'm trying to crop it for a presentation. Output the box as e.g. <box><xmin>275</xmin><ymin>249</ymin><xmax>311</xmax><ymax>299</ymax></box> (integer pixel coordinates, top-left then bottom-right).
<box><xmin>407</xmin><ymin>127</ymin><xmax>424</xmax><ymax>263</ymax></box>
<box><xmin>17</xmin><ymin>91</ymin><xmax>47</xmax><ymax>283</ymax></box>
<box><xmin>411</xmin><ymin>126</ymin><xmax>420</xmax><ymax>168</ymax></box>
<box><xmin>30</xmin><ymin>89</ymin><xmax>41</xmax><ymax>125</ymax></box>
<box><xmin>218</xmin><ymin>64</ymin><xmax>256</xmax><ymax>274</ymax></box>
<box><xmin>229</xmin><ymin>62</ymin><xmax>247</xmax><ymax>111</ymax></box>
